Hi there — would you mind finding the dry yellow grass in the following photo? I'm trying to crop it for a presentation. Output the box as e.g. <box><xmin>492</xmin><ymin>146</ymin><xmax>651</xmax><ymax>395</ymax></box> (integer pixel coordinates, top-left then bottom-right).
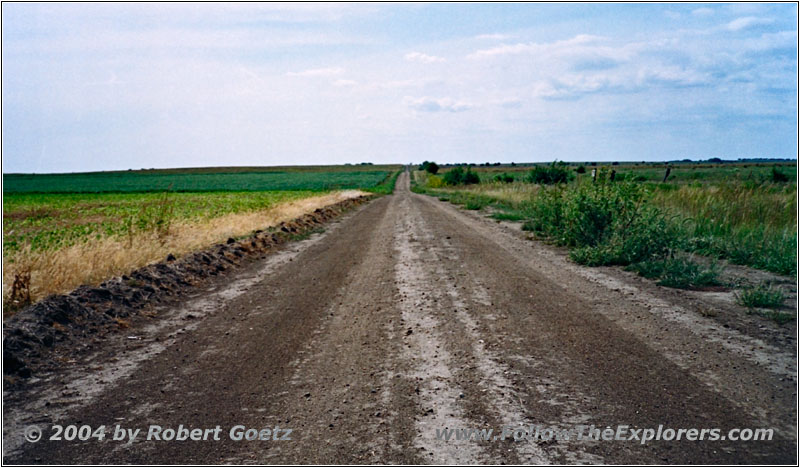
<box><xmin>471</xmin><ymin>183</ymin><xmax>540</xmax><ymax>204</ymax></box>
<box><xmin>3</xmin><ymin>190</ymin><xmax>366</xmax><ymax>304</ymax></box>
<box><xmin>435</xmin><ymin>182</ymin><xmax>540</xmax><ymax>205</ymax></box>
<box><xmin>415</xmin><ymin>169</ymin><xmax>541</xmax><ymax>205</ymax></box>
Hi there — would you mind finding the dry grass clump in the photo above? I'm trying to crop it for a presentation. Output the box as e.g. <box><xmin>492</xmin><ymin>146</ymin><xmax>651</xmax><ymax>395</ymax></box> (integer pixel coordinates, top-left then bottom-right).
<box><xmin>3</xmin><ymin>191</ymin><xmax>365</xmax><ymax>307</ymax></box>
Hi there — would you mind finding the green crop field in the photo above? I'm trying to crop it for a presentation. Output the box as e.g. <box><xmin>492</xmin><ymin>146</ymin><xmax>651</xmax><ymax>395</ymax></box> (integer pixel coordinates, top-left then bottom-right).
<box><xmin>3</xmin><ymin>169</ymin><xmax>397</xmax><ymax>194</ymax></box>
<box><xmin>3</xmin><ymin>167</ymin><xmax>400</xmax><ymax>254</ymax></box>
<box><xmin>2</xmin><ymin>166</ymin><xmax>401</xmax><ymax>307</ymax></box>
<box><xmin>3</xmin><ymin>191</ymin><xmax>320</xmax><ymax>256</ymax></box>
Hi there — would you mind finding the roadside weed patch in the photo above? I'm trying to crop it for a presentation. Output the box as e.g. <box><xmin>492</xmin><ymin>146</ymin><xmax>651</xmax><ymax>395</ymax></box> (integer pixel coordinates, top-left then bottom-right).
<box><xmin>735</xmin><ymin>283</ymin><xmax>787</xmax><ymax>309</ymax></box>
<box><xmin>626</xmin><ymin>256</ymin><xmax>722</xmax><ymax>289</ymax></box>
<box><xmin>524</xmin><ymin>179</ymin><xmax>676</xmax><ymax>266</ymax></box>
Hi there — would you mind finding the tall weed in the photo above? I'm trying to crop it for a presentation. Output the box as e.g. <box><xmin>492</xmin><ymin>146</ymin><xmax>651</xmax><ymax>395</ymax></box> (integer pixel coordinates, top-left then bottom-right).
<box><xmin>522</xmin><ymin>176</ymin><xmax>675</xmax><ymax>266</ymax></box>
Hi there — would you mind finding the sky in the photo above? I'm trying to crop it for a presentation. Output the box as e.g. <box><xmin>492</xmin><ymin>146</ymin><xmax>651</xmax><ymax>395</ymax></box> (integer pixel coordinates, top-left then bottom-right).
<box><xmin>2</xmin><ymin>3</ymin><xmax>797</xmax><ymax>173</ymax></box>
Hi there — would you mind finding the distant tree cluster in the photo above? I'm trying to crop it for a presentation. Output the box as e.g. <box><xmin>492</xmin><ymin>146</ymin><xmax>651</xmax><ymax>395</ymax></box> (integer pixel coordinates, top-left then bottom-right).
<box><xmin>419</xmin><ymin>161</ymin><xmax>439</xmax><ymax>174</ymax></box>
<box><xmin>667</xmin><ymin>157</ymin><xmax>793</xmax><ymax>164</ymax></box>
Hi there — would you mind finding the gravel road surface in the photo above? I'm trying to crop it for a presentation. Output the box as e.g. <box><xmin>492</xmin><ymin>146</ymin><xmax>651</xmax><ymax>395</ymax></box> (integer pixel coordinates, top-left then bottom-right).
<box><xmin>4</xmin><ymin>170</ymin><xmax>796</xmax><ymax>464</ymax></box>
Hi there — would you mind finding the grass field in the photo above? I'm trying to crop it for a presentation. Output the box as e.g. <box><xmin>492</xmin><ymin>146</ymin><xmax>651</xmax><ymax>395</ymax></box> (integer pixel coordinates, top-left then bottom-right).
<box><xmin>413</xmin><ymin>162</ymin><xmax>797</xmax><ymax>278</ymax></box>
<box><xmin>3</xmin><ymin>166</ymin><xmax>400</xmax><ymax>310</ymax></box>
<box><xmin>468</xmin><ymin>162</ymin><xmax>797</xmax><ymax>184</ymax></box>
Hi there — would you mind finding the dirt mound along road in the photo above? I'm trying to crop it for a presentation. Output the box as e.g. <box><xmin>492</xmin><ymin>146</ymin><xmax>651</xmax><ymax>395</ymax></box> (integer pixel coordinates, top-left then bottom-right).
<box><xmin>3</xmin><ymin>195</ymin><xmax>372</xmax><ymax>380</ymax></box>
<box><xmin>3</xmin><ymin>172</ymin><xmax>795</xmax><ymax>464</ymax></box>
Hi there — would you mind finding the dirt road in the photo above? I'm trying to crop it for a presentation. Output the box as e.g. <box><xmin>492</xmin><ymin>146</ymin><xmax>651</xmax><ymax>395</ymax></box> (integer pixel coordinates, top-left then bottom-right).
<box><xmin>3</xmin><ymin>170</ymin><xmax>796</xmax><ymax>464</ymax></box>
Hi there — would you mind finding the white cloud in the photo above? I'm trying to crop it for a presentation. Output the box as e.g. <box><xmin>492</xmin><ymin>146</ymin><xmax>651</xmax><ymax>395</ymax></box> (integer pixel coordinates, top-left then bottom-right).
<box><xmin>525</xmin><ymin>59</ymin><xmax>712</xmax><ymax>101</ymax></box>
<box><xmin>404</xmin><ymin>52</ymin><xmax>445</xmax><ymax>63</ymax></box>
<box><xmin>468</xmin><ymin>42</ymin><xmax>530</xmax><ymax>58</ymax></box>
<box><xmin>636</xmin><ymin>65</ymin><xmax>710</xmax><ymax>87</ymax></box>
<box><xmin>692</xmin><ymin>7</ymin><xmax>715</xmax><ymax>17</ymax></box>
<box><xmin>405</xmin><ymin>96</ymin><xmax>472</xmax><ymax>113</ymax></box>
<box><xmin>286</xmin><ymin>67</ymin><xmax>344</xmax><ymax>77</ymax></box>
<box><xmin>533</xmin><ymin>75</ymin><xmax>614</xmax><ymax>100</ymax></box>
<box><xmin>468</xmin><ymin>34</ymin><xmax>608</xmax><ymax>59</ymax></box>
<box><xmin>726</xmin><ymin>16</ymin><xmax>775</xmax><ymax>31</ymax></box>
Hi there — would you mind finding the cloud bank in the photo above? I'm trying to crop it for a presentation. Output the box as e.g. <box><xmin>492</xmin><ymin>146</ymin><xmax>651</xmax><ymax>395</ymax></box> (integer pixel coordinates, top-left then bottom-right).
<box><xmin>2</xmin><ymin>3</ymin><xmax>796</xmax><ymax>172</ymax></box>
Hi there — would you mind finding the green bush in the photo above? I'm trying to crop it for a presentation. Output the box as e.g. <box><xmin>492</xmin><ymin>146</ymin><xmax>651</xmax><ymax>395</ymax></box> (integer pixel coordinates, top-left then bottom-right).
<box><xmin>523</xmin><ymin>180</ymin><xmax>676</xmax><ymax>266</ymax></box>
<box><xmin>521</xmin><ymin>185</ymin><xmax>565</xmax><ymax>236</ymax></box>
<box><xmin>769</xmin><ymin>166</ymin><xmax>789</xmax><ymax>183</ymax></box>
<box><xmin>442</xmin><ymin>167</ymin><xmax>463</xmax><ymax>185</ymax></box>
<box><xmin>494</xmin><ymin>173</ymin><xmax>515</xmax><ymax>183</ymax></box>
<box><xmin>443</xmin><ymin>166</ymin><xmax>480</xmax><ymax>186</ymax></box>
<box><xmin>526</xmin><ymin>161</ymin><xmax>573</xmax><ymax>185</ymax></box>
<box><xmin>463</xmin><ymin>169</ymin><xmax>480</xmax><ymax>185</ymax></box>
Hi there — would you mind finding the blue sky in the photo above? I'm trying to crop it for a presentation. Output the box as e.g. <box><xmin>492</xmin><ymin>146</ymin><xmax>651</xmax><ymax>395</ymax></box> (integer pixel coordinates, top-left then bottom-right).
<box><xmin>2</xmin><ymin>3</ymin><xmax>797</xmax><ymax>173</ymax></box>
